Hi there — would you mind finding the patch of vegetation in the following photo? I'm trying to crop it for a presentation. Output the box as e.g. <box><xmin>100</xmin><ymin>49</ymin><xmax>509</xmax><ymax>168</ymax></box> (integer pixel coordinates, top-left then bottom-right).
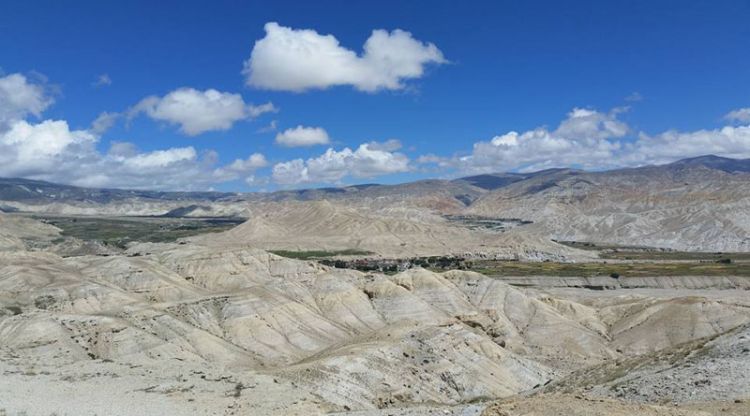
<box><xmin>34</xmin><ymin>295</ymin><xmax>55</xmax><ymax>310</ymax></box>
<box><xmin>470</xmin><ymin>260</ymin><xmax>750</xmax><ymax>278</ymax></box>
<box><xmin>233</xmin><ymin>382</ymin><xmax>244</xmax><ymax>398</ymax></box>
<box><xmin>301</xmin><ymin>248</ymin><xmax>750</xmax><ymax>278</ymax></box>
<box><xmin>444</xmin><ymin>215</ymin><xmax>532</xmax><ymax>231</ymax></box>
<box><xmin>555</xmin><ymin>240</ymin><xmax>750</xmax><ymax>261</ymax></box>
<box><xmin>270</xmin><ymin>249</ymin><xmax>373</xmax><ymax>260</ymax></box>
<box><xmin>4</xmin><ymin>306</ymin><xmax>22</xmax><ymax>316</ymax></box>
<box><xmin>553</xmin><ymin>240</ymin><xmax>649</xmax><ymax>251</ymax></box>
<box><xmin>34</xmin><ymin>215</ymin><xmax>243</xmax><ymax>248</ymax></box>
<box><xmin>319</xmin><ymin>255</ymin><xmax>472</xmax><ymax>274</ymax></box>
<box><xmin>603</xmin><ymin>251</ymin><xmax>750</xmax><ymax>261</ymax></box>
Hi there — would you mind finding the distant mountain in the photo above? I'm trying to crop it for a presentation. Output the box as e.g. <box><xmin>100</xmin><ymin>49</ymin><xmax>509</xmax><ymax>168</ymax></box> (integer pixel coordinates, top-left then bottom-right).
<box><xmin>2</xmin><ymin>155</ymin><xmax>750</xmax><ymax>247</ymax></box>
<box><xmin>454</xmin><ymin>173</ymin><xmax>527</xmax><ymax>190</ymax></box>
<box><xmin>0</xmin><ymin>177</ymin><xmax>230</xmax><ymax>204</ymax></box>
<box><xmin>665</xmin><ymin>154</ymin><xmax>750</xmax><ymax>173</ymax></box>
<box><xmin>453</xmin><ymin>168</ymin><xmax>582</xmax><ymax>190</ymax></box>
<box><xmin>0</xmin><ymin>175</ymin><xmax>487</xmax><ymax>217</ymax></box>
<box><xmin>467</xmin><ymin>155</ymin><xmax>750</xmax><ymax>252</ymax></box>
<box><xmin>2</xmin><ymin>155</ymin><xmax>747</xmax><ymax>205</ymax></box>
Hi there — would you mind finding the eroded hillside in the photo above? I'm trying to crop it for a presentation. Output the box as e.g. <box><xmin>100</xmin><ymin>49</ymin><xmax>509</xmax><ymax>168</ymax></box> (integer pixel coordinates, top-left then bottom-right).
<box><xmin>1</xmin><ymin>223</ymin><xmax>748</xmax><ymax>414</ymax></box>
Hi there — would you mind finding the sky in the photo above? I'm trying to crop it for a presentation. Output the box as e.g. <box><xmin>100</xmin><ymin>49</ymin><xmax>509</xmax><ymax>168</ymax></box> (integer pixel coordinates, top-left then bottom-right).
<box><xmin>1</xmin><ymin>0</ymin><xmax>749</xmax><ymax>191</ymax></box>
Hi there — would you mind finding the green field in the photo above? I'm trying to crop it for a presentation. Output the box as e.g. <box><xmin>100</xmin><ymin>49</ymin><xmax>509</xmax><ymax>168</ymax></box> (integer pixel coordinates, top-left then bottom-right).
<box><xmin>469</xmin><ymin>259</ymin><xmax>750</xmax><ymax>278</ymax></box>
<box><xmin>556</xmin><ymin>240</ymin><xmax>750</xmax><ymax>261</ymax></box>
<box><xmin>269</xmin><ymin>249</ymin><xmax>373</xmax><ymax>260</ymax></box>
<box><xmin>600</xmin><ymin>251</ymin><xmax>750</xmax><ymax>261</ymax></box>
<box><xmin>35</xmin><ymin>215</ymin><xmax>243</xmax><ymax>248</ymax></box>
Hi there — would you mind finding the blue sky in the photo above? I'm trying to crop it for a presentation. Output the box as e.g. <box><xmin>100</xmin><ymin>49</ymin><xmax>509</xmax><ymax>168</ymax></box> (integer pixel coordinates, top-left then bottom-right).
<box><xmin>1</xmin><ymin>0</ymin><xmax>749</xmax><ymax>191</ymax></box>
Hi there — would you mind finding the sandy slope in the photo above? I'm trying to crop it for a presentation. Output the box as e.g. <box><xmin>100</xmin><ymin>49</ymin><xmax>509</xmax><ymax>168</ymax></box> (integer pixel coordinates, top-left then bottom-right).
<box><xmin>0</xmin><ymin>212</ymin><xmax>59</xmax><ymax>251</ymax></box>
<box><xmin>201</xmin><ymin>200</ymin><xmax>592</xmax><ymax>260</ymax></box>
<box><xmin>2</xmin><ymin>232</ymin><xmax>749</xmax><ymax>414</ymax></box>
<box><xmin>482</xmin><ymin>394</ymin><xmax>750</xmax><ymax>416</ymax></box>
<box><xmin>467</xmin><ymin>167</ymin><xmax>750</xmax><ymax>252</ymax></box>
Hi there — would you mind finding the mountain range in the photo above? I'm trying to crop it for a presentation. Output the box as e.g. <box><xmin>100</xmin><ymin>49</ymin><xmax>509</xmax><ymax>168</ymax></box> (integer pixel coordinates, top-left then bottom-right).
<box><xmin>2</xmin><ymin>155</ymin><xmax>749</xmax><ymax>253</ymax></box>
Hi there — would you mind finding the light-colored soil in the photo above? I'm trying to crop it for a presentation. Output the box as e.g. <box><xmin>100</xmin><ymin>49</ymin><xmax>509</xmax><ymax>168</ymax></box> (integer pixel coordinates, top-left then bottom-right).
<box><xmin>1</xmin><ymin>211</ymin><xmax>749</xmax><ymax>415</ymax></box>
<box><xmin>482</xmin><ymin>394</ymin><xmax>750</xmax><ymax>416</ymax></box>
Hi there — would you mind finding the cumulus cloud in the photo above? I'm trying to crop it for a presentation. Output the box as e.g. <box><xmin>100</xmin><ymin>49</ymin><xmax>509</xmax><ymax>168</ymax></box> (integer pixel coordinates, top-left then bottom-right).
<box><xmin>427</xmin><ymin>107</ymin><xmax>750</xmax><ymax>175</ymax></box>
<box><xmin>445</xmin><ymin>108</ymin><xmax>627</xmax><ymax>173</ymax></box>
<box><xmin>212</xmin><ymin>153</ymin><xmax>268</xmax><ymax>181</ymax></box>
<box><xmin>0</xmin><ymin>75</ymin><xmax>273</xmax><ymax>190</ymax></box>
<box><xmin>245</xmin><ymin>175</ymin><xmax>269</xmax><ymax>187</ymax></box>
<box><xmin>272</xmin><ymin>142</ymin><xmax>410</xmax><ymax>185</ymax></box>
<box><xmin>0</xmin><ymin>117</ymin><xmax>268</xmax><ymax>190</ymax></box>
<box><xmin>0</xmin><ymin>73</ymin><xmax>54</xmax><ymax>129</ymax></box>
<box><xmin>244</xmin><ymin>22</ymin><xmax>446</xmax><ymax>92</ymax></box>
<box><xmin>622</xmin><ymin>125</ymin><xmax>750</xmax><ymax>166</ymax></box>
<box><xmin>416</xmin><ymin>153</ymin><xmax>451</xmax><ymax>167</ymax></box>
<box><xmin>555</xmin><ymin>107</ymin><xmax>630</xmax><ymax>140</ymax></box>
<box><xmin>365</xmin><ymin>138</ymin><xmax>402</xmax><ymax>152</ymax></box>
<box><xmin>90</xmin><ymin>111</ymin><xmax>120</xmax><ymax>135</ymax></box>
<box><xmin>725</xmin><ymin>108</ymin><xmax>750</xmax><ymax>123</ymax></box>
<box><xmin>130</xmin><ymin>88</ymin><xmax>277</xmax><ymax>135</ymax></box>
<box><xmin>0</xmin><ymin>119</ymin><xmax>97</xmax><ymax>177</ymax></box>
<box><xmin>275</xmin><ymin>125</ymin><xmax>331</xmax><ymax>147</ymax></box>
<box><xmin>247</xmin><ymin>102</ymin><xmax>278</xmax><ymax>118</ymax></box>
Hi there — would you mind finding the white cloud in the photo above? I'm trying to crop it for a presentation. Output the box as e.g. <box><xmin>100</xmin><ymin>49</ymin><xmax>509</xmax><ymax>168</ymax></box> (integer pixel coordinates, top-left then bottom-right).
<box><xmin>447</xmin><ymin>108</ymin><xmax>626</xmax><ymax>173</ymax></box>
<box><xmin>245</xmin><ymin>174</ymin><xmax>269</xmax><ymax>187</ymax></box>
<box><xmin>416</xmin><ymin>154</ymin><xmax>448</xmax><ymax>165</ymax></box>
<box><xmin>244</xmin><ymin>22</ymin><xmax>446</xmax><ymax>92</ymax></box>
<box><xmin>119</xmin><ymin>147</ymin><xmax>197</xmax><ymax>170</ymax></box>
<box><xmin>0</xmin><ymin>73</ymin><xmax>54</xmax><ymax>129</ymax></box>
<box><xmin>625</xmin><ymin>92</ymin><xmax>643</xmax><ymax>102</ymax></box>
<box><xmin>555</xmin><ymin>107</ymin><xmax>630</xmax><ymax>140</ymax></box>
<box><xmin>622</xmin><ymin>125</ymin><xmax>750</xmax><ymax>166</ymax></box>
<box><xmin>5</xmin><ymin>67</ymin><xmax>749</xmax><ymax>191</ymax></box>
<box><xmin>0</xmin><ymin>119</ymin><xmax>97</xmax><ymax>177</ymax></box>
<box><xmin>0</xmin><ymin>75</ymin><xmax>271</xmax><ymax>190</ymax></box>
<box><xmin>272</xmin><ymin>159</ymin><xmax>307</xmax><ymax>185</ymax></box>
<box><xmin>90</xmin><ymin>111</ymin><xmax>120</xmax><ymax>135</ymax></box>
<box><xmin>275</xmin><ymin>125</ymin><xmax>331</xmax><ymax>147</ymax></box>
<box><xmin>725</xmin><ymin>108</ymin><xmax>750</xmax><ymax>123</ymax></box>
<box><xmin>365</xmin><ymin>138</ymin><xmax>402</xmax><ymax>152</ymax></box>
<box><xmin>257</xmin><ymin>119</ymin><xmax>278</xmax><ymax>133</ymax></box>
<box><xmin>93</xmin><ymin>74</ymin><xmax>112</xmax><ymax>87</ymax></box>
<box><xmin>272</xmin><ymin>142</ymin><xmax>410</xmax><ymax>185</ymax></box>
<box><xmin>247</xmin><ymin>102</ymin><xmax>278</xmax><ymax>118</ymax></box>
<box><xmin>429</xmin><ymin>107</ymin><xmax>750</xmax><ymax>175</ymax></box>
<box><xmin>0</xmin><ymin>118</ymin><xmax>268</xmax><ymax>190</ymax></box>
<box><xmin>212</xmin><ymin>153</ymin><xmax>268</xmax><ymax>181</ymax></box>
<box><xmin>130</xmin><ymin>88</ymin><xmax>277</xmax><ymax>136</ymax></box>
<box><xmin>230</xmin><ymin>153</ymin><xmax>268</xmax><ymax>170</ymax></box>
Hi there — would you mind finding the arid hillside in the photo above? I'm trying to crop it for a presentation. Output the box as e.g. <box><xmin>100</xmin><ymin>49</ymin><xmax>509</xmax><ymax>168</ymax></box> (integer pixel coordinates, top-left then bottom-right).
<box><xmin>1</xmin><ymin>221</ymin><xmax>749</xmax><ymax>414</ymax></box>
<box><xmin>3</xmin><ymin>156</ymin><xmax>749</xmax><ymax>254</ymax></box>
<box><xmin>467</xmin><ymin>156</ymin><xmax>750</xmax><ymax>252</ymax></box>
<box><xmin>1</xmin><ymin>157</ymin><xmax>750</xmax><ymax>415</ymax></box>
